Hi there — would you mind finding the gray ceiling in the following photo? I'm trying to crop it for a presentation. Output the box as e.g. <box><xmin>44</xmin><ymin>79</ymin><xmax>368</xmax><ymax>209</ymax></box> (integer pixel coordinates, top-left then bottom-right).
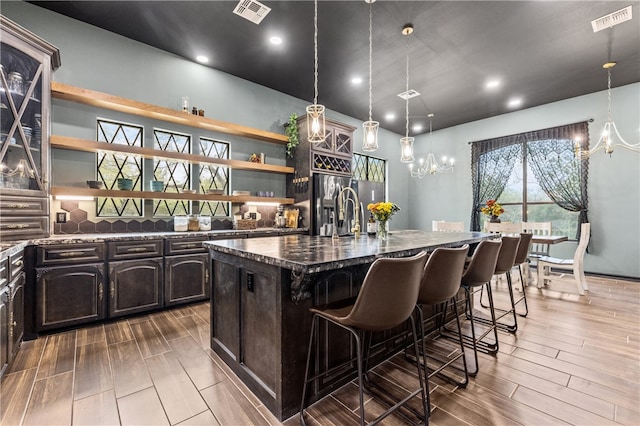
<box><xmin>30</xmin><ymin>1</ymin><xmax>640</xmax><ymax>135</ymax></box>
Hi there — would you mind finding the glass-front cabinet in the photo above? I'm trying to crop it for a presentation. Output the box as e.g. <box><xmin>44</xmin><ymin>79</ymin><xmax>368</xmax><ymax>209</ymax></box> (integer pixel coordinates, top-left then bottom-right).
<box><xmin>0</xmin><ymin>15</ymin><xmax>60</xmax><ymax>240</ymax></box>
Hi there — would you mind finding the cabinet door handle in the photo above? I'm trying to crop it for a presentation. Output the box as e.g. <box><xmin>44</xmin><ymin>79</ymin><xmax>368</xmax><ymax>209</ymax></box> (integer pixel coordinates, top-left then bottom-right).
<box><xmin>8</xmin><ymin>312</ymin><xmax>14</xmax><ymax>338</ymax></box>
<box><xmin>205</xmin><ymin>269</ymin><xmax>209</xmax><ymax>282</ymax></box>
<box><xmin>110</xmin><ymin>282</ymin><xmax>115</xmax><ymax>299</ymax></box>
<box><xmin>98</xmin><ymin>282</ymin><xmax>103</xmax><ymax>302</ymax></box>
<box><xmin>58</xmin><ymin>251</ymin><xmax>85</xmax><ymax>258</ymax></box>
<box><xmin>127</xmin><ymin>247</ymin><xmax>148</xmax><ymax>253</ymax></box>
<box><xmin>7</xmin><ymin>224</ymin><xmax>30</xmax><ymax>229</ymax></box>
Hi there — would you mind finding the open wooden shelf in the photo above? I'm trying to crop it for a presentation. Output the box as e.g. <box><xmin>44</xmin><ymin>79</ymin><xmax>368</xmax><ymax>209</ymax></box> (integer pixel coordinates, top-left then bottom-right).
<box><xmin>51</xmin><ymin>186</ymin><xmax>294</xmax><ymax>205</ymax></box>
<box><xmin>51</xmin><ymin>135</ymin><xmax>294</xmax><ymax>174</ymax></box>
<box><xmin>51</xmin><ymin>82</ymin><xmax>289</xmax><ymax>145</ymax></box>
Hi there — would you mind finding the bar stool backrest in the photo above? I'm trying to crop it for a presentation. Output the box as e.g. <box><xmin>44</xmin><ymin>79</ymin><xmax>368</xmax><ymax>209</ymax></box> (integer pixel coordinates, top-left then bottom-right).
<box><xmin>345</xmin><ymin>251</ymin><xmax>428</xmax><ymax>331</ymax></box>
<box><xmin>494</xmin><ymin>236</ymin><xmax>521</xmax><ymax>274</ymax></box>
<box><xmin>418</xmin><ymin>245</ymin><xmax>469</xmax><ymax>305</ymax></box>
<box><xmin>514</xmin><ymin>232</ymin><xmax>534</xmax><ymax>265</ymax></box>
<box><xmin>461</xmin><ymin>240</ymin><xmax>502</xmax><ymax>288</ymax></box>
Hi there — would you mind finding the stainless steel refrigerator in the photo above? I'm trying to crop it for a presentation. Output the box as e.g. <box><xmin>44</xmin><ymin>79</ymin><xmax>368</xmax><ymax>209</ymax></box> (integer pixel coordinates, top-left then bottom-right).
<box><xmin>312</xmin><ymin>173</ymin><xmax>360</xmax><ymax>236</ymax></box>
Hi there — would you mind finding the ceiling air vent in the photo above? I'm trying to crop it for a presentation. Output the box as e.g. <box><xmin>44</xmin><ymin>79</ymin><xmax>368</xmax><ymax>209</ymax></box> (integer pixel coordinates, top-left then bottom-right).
<box><xmin>591</xmin><ymin>6</ymin><xmax>633</xmax><ymax>33</ymax></box>
<box><xmin>233</xmin><ymin>0</ymin><xmax>271</xmax><ymax>25</ymax></box>
<box><xmin>397</xmin><ymin>89</ymin><xmax>421</xmax><ymax>100</ymax></box>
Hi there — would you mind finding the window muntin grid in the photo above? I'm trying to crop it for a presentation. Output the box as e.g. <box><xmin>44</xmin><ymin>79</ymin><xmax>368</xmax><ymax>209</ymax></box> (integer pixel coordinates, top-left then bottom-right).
<box><xmin>198</xmin><ymin>137</ymin><xmax>230</xmax><ymax>218</ymax></box>
<box><xmin>353</xmin><ymin>153</ymin><xmax>385</xmax><ymax>183</ymax></box>
<box><xmin>96</xmin><ymin>119</ymin><xmax>143</xmax><ymax>217</ymax></box>
<box><xmin>153</xmin><ymin>129</ymin><xmax>191</xmax><ymax>217</ymax></box>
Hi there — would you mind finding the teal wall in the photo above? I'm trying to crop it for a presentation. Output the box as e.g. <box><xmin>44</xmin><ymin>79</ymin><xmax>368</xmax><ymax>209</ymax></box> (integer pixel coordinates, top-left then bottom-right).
<box><xmin>4</xmin><ymin>1</ymin><xmax>639</xmax><ymax>278</ymax></box>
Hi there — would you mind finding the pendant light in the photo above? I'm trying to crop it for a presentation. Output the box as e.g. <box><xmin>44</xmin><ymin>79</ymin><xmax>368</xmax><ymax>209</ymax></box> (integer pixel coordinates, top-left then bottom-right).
<box><xmin>399</xmin><ymin>23</ymin><xmax>415</xmax><ymax>163</ymax></box>
<box><xmin>306</xmin><ymin>0</ymin><xmax>326</xmax><ymax>143</ymax></box>
<box><xmin>409</xmin><ymin>114</ymin><xmax>455</xmax><ymax>178</ymax></box>
<box><xmin>574</xmin><ymin>62</ymin><xmax>640</xmax><ymax>158</ymax></box>
<box><xmin>362</xmin><ymin>0</ymin><xmax>379</xmax><ymax>152</ymax></box>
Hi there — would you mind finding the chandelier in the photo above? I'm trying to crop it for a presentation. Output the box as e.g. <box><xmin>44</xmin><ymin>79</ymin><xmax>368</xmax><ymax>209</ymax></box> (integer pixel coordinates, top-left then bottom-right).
<box><xmin>362</xmin><ymin>0</ymin><xmax>379</xmax><ymax>152</ymax></box>
<box><xmin>399</xmin><ymin>24</ymin><xmax>415</xmax><ymax>163</ymax></box>
<box><xmin>306</xmin><ymin>0</ymin><xmax>326</xmax><ymax>143</ymax></box>
<box><xmin>409</xmin><ymin>114</ymin><xmax>455</xmax><ymax>178</ymax></box>
<box><xmin>574</xmin><ymin>62</ymin><xmax>640</xmax><ymax>158</ymax></box>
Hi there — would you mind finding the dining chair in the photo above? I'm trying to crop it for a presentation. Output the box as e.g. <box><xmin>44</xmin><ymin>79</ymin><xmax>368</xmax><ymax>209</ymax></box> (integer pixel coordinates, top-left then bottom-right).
<box><xmin>300</xmin><ymin>251</ymin><xmax>429</xmax><ymax>426</ymax></box>
<box><xmin>537</xmin><ymin>222</ymin><xmax>590</xmax><ymax>295</ymax></box>
<box><xmin>522</xmin><ymin>221</ymin><xmax>552</xmax><ymax>258</ymax></box>
<box><xmin>433</xmin><ymin>220</ymin><xmax>465</xmax><ymax>232</ymax></box>
<box><xmin>486</xmin><ymin>222</ymin><xmax>522</xmax><ymax>235</ymax></box>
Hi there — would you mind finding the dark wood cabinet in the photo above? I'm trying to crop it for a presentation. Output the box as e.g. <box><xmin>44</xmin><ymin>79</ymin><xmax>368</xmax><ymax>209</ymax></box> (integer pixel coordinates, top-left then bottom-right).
<box><xmin>35</xmin><ymin>263</ymin><xmax>106</xmax><ymax>331</ymax></box>
<box><xmin>109</xmin><ymin>258</ymin><xmax>163</xmax><ymax>318</ymax></box>
<box><xmin>164</xmin><ymin>254</ymin><xmax>209</xmax><ymax>306</ymax></box>
<box><xmin>0</xmin><ymin>284</ymin><xmax>9</xmax><ymax>377</ymax></box>
<box><xmin>8</xmin><ymin>272</ymin><xmax>24</xmax><ymax>361</ymax></box>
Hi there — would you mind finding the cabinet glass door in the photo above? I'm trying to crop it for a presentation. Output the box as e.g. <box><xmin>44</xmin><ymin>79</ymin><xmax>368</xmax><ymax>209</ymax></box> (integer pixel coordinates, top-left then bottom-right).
<box><xmin>1</xmin><ymin>42</ymin><xmax>44</xmax><ymax>192</ymax></box>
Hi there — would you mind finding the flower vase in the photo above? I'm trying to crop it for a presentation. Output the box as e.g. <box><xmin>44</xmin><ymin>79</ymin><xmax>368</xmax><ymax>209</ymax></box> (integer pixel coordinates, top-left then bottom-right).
<box><xmin>489</xmin><ymin>215</ymin><xmax>501</xmax><ymax>223</ymax></box>
<box><xmin>376</xmin><ymin>220</ymin><xmax>388</xmax><ymax>240</ymax></box>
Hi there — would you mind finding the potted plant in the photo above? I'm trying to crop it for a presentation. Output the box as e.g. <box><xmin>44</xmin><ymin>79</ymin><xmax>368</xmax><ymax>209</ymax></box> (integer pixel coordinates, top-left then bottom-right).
<box><xmin>284</xmin><ymin>113</ymin><xmax>299</xmax><ymax>158</ymax></box>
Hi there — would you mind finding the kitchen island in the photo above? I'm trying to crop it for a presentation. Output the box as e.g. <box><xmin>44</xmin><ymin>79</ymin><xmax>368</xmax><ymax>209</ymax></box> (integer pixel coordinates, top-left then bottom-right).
<box><xmin>204</xmin><ymin>230</ymin><xmax>495</xmax><ymax>420</ymax></box>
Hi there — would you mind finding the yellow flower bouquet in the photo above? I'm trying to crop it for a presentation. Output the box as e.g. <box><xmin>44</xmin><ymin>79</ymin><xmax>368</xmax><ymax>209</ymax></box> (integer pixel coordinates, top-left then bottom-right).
<box><xmin>367</xmin><ymin>202</ymin><xmax>400</xmax><ymax>222</ymax></box>
<box><xmin>480</xmin><ymin>199</ymin><xmax>504</xmax><ymax>217</ymax></box>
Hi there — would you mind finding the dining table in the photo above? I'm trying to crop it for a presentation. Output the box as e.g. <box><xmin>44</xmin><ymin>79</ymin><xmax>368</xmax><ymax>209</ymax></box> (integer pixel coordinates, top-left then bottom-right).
<box><xmin>531</xmin><ymin>235</ymin><xmax>568</xmax><ymax>245</ymax></box>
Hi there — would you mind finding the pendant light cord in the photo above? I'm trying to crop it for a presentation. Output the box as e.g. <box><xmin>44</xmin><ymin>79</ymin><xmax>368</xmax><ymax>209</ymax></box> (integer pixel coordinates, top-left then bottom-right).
<box><xmin>313</xmin><ymin>0</ymin><xmax>319</xmax><ymax>105</ymax></box>
<box><xmin>404</xmin><ymin>33</ymin><xmax>409</xmax><ymax>139</ymax></box>
<box><xmin>368</xmin><ymin>2</ymin><xmax>373</xmax><ymax>121</ymax></box>
<box><xmin>607</xmin><ymin>66</ymin><xmax>612</xmax><ymax>123</ymax></box>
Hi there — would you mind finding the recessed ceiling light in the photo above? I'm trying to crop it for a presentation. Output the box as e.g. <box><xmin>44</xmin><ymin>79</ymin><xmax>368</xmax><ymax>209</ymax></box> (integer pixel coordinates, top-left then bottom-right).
<box><xmin>196</xmin><ymin>55</ymin><xmax>209</xmax><ymax>63</ymax></box>
<box><xmin>507</xmin><ymin>97</ymin><xmax>522</xmax><ymax>108</ymax></box>
<box><xmin>385</xmin><ymin>113</ymin><xmax>396</xmax><ymax>121</ymax></box>
<box><xmin>485</xmin><ymin>79</ymin><xmax>501</xmax><ymax>89</ymax></box>
<box><xmin>351</xmin><ymin>76</ymin><xmax>363</xmax><ymax>85</ymax></box>
<box><xmin>269</xmin><ymin>36</ymin><xmax>283</xmax><ymax>45</ymax></box>
<box><xmin>412</xmin><ymin>124</ymin><xmax>423</xmax><ymax>132</ymax></box>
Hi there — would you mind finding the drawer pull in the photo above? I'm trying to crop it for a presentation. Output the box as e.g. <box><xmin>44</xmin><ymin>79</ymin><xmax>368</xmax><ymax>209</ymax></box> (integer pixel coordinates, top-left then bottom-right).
<box><xmin>127</xmin><ymin>247</ymin><xmax>148</xmax><ymax>253</ymax></box>
<box><xmin>98</xmin><ymin>282</ymin><xmax>104</xmax><ymax>302</ymax></box>
<box><xmin>183</xmin><ymin>243</ymin><xmax>198</xmax><ymax>249</ymax></box>
<box><xmin>7</xmin><ymin>224</ymin><xmax>30</xmax><ymax>229</ymax></box>
<box><xmin>58</xmin><ymin>251</ymin><xmax>85</xmax><ymax>258</ymax></box>
<box><xmin>13</xmin><ymin>259</ymin><xmax>23</xmax><ymax>267</ymax></box>
<box><xmin>7</xmin><ymin>203</ymin><xmax>30</xmax><ymax>209</ymax></box>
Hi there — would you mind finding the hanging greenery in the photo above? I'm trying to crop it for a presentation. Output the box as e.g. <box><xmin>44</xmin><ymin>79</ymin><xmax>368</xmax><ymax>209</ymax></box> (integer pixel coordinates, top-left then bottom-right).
<box><xmin>285</xmin><ymin>113</ymin><xmax>299</xmax><ymax>158</ymax></box>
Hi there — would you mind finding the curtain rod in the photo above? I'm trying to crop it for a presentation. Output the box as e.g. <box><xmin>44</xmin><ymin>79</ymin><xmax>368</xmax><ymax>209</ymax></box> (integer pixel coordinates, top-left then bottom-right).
<box><xmin>467</xmin><ymin>118</ymin><xmax>594</xmax><ymax>145</ymax></box>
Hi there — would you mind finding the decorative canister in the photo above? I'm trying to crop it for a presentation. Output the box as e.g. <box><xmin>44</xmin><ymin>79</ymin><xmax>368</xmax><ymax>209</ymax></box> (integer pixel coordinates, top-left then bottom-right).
<box><xmin>174</xmin><ymin>216</ymin><xmax>189</xmax><ymax>232</ymax></box>
<box><xmin>198</xmin><ymin>215</ymin><xmax>211</xmax><ymax>231</ymax></box>
<box><xmin>188</xmin><ymin>214</ymin><xmax>200</xmax><ymax>231</ymax></box>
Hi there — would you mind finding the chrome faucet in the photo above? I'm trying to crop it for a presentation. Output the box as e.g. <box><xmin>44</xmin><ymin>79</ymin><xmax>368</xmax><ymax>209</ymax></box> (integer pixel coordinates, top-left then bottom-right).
<box><xmin>338</xmin><ymin>187</ymin><xmax>360</xmax><ymax>238</ymax></box>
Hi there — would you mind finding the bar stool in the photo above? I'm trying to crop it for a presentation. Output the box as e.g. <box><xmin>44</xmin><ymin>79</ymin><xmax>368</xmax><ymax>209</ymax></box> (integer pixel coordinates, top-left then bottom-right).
<box><xmin>445</xmin><ymin>239</ymin><xmax>501</xmax><ymax>376</ymax></box>
<box><xmin>407</xmin><ymin>245</ymin><xmax>470</xmax><ymax>389</ymax></box>
<box><xmin>478</xmin><ymin>235</ymin><xmax>521</xmax><ymax>333</ymax></box>
<box><xmin>512</xmin><ymin>232</ymin><xmax>533</xmax><ymax>317</ymax></box>
<box><xmin>300</xmin><ymin>251</ymin><xmax>429</xmax><ymax>426</ymax></box>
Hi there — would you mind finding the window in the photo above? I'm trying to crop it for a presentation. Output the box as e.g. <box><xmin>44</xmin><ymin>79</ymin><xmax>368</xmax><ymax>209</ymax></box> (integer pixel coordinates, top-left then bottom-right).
<box><xmin>96</xmin><ymin>119</ymin><xmax>143</xmax><ymax>217</ymax></box>
<box><xmin>470</xmin><ymin>122</ymin><xmax>589</xmax><ymax>238</ymax></box>
<box><xmin>153</xmin><ymin>129</ymin><xmax>191</xmax><ymax>217</ymax></box>
<box><xmin>353</xmin><ymin>153</ymin><xmax>385</xmax><ymax>183</ymax></box>
<box><xmin>197</xmin><ymin>137</ymin><xmax>230</xmax><ymax>218</ymax></box>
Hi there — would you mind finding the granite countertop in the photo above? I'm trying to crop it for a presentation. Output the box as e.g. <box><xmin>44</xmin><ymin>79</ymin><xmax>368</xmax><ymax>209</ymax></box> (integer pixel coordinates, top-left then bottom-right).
<box><xmin>204</xmin><ymin>230</ymin><xmax>494</xmax><ymax>274</ymax></box>
<box><xmin>0</xmin><ymin>228</ymin><xmax>307</xmax><ymax>254</ymax></box>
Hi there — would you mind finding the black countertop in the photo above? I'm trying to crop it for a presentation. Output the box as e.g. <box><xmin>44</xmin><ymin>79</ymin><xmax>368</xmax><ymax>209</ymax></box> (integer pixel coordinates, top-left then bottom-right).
<box><xmin>204</xmin><ymin>230</ymin><xmax>494</xmax><ymax>274</ymax></box>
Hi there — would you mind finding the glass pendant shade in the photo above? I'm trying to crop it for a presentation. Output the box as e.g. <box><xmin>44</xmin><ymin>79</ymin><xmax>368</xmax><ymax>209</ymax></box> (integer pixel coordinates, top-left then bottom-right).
<box><xmin>306</xmin><ymin>104</ymin><xmax>326</xmax><ymax>143</ymax></box>
<box><xmin>400</xmin><ymin>136</ymin><xmax>415</xmax><ymax>163</ymax></box>
<box><xmin>362</xmin><ymin>120</ymin><xmax>379</xmax><ymax>151</ymax></box>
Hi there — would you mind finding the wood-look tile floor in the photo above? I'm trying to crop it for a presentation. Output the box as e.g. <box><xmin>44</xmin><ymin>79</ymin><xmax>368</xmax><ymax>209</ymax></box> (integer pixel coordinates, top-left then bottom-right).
<box><xmin>1</xmin><ymin>274</ymin><xmax>639</xmax><ymax>425</ymax></box>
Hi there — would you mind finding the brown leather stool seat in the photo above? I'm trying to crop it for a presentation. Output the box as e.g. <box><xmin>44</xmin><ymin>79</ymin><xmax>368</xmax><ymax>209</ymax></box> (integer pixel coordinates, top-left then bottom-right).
<box><xmin>478</xmin><ymin>235</ymin><xmax>521</xmax><ymax>333</ymax></box>
<box><xmin>300</xmin><ymin>251</ymin><xmax>429</xmax><ymax>426</ymax></box>
<box><xmin>407</xmin><ymin>245</ymin><xmax>470</xmax><ymax>389</ymax></box>
<box><xmin>444</xmin><ymin>239</ymin><xmax>501</xmax><ymax>376</ymax></box>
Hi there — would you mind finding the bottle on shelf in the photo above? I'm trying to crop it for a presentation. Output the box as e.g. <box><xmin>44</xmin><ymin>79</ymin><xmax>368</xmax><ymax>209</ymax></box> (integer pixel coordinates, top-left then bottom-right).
<box><xmin>367</xmin><ymin>213</ymin><xmax>376</xmax><ymax>236</ymax></box>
